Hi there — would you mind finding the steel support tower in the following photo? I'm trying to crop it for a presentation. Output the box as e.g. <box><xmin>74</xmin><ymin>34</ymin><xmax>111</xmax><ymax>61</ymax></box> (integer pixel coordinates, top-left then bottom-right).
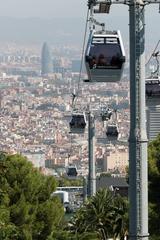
<box><xmin>87</xmin><ymin>1</ymin><xmax>160</xmax><ymax>238</ymax></box>
<box><xmin>88</xmin><ymin>110</ymin><xmax>96</xmax><ymax>197</ymax></box>
<box><xmin>129</xmin><ymin>3</ymin><xmax>148</xmax><ymax>239</ymax></box>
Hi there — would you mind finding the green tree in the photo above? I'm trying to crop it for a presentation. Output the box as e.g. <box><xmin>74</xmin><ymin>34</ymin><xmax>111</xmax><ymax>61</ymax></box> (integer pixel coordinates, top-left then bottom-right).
<box><xmin>0</xmin><ymin>153</ymin><xmax>64</xmax><ymax>240</ymax></box>
<box><xmin>57</xmin><ymin>177</ymin><xmax>83</xmax><ymax>187</ymax></box>
<box><xmin>47</xmin><ymin>230</ymin><xmax>99</xmax><ymax>240</ymax></box>
<box><xmin>70</xmin><ymin>188</ymin><xmax>128</xmax><ymax>240</ymax></box>
<box><xmin>112</xmin><ymin>197</ymin><xmax>128</xmax><ymax>240</ymax></box>
<box><xmin>148</xmin><ymin>134</ymin><xmax>160</xmax><ymax>237</ymax></box>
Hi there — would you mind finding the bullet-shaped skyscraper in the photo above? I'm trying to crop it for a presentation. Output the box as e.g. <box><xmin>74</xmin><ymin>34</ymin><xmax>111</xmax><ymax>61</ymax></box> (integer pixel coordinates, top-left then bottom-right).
<box><xmin>41</xmin><ymin>42</ymin><xmax>52</xmax><ymax>76</ymax></box>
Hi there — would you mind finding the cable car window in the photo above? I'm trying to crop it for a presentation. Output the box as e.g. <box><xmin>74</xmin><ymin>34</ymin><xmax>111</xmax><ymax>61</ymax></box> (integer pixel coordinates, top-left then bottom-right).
<box><xmin>146</xmin><ymin>82</ymin><xmax>160</xmax><ymax>96</ymax></box>
<box><xmin>76</xmin><ymin>115</ymin><xmax>86</xmax><ymax>124</ymax></box>
<box><xmin>70</xmin><ymin>115</ymin><xmax>86</xmax><ymax>129</ymax></box>
<box><xmin>67</xmin><ymin>167</ymin><xmax>77</xmax><ymax>176</ymax></box>
<box><xmin>88</xmin><ymin>44</ymin><xmax>123</xmax><ymax>69</ymax></box>
<box><xmin>92</xmin><ymin>37</ymin><xmax>105</xmax><ymax>44</ymax></box>
<box><xmin>85</xmin><ymin>30</ymin><xmax>125</xmax><ymax>82</ymax></box>
<box><xmin>106</xmin><ymin>38</ymin><xmax>119</xmax><ymax>44</ymax></box>
<box><xmin>92</xmin><ymin>37</ymin><xmax>119</xmax><ymax>45</ymax></box>
<box><xmin>106</xmin><ymin>126</ymin><xmax>118</xmax><ymax>136</ymax></box>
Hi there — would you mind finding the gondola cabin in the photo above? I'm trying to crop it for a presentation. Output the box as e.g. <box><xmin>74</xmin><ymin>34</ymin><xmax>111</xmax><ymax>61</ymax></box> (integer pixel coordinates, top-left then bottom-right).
<box><xmin>85</xmin><ymin>30</ymin><xmax>125</xmax><ymax>82</ymax></box>
<box><xmin>69</xmin><ymin>112</ymin><xmax>86</xmax><ymax>134</ymax></box>
<box><xmin>146</xmin><ymin>78</ymin><xmax>160</xmax><ymax>97</ymax></box>
<box><xmin>67</xmin><ymin>165</ymin><xmax>78</xmax><ymax>177</ymax></box>
<box><xmin>106</xmin><ymin>124</ymin><xmax>119</xmax><ymax>141</ymax></box>
<box><xmin>101</xmin><ymin>108</ymin><xmax>112</xmax><ymax>121</ymax></box>
<box><xmin>52</xmin><ymin>191</ymin><xmax>69</xmax><ymax>208</ymax></box>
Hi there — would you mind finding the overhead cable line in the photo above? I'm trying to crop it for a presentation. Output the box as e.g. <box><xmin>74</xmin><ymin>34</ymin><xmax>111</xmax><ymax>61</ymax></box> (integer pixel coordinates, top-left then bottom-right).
<box><xmin>72</xmin><ymin>8</ymin><xmax>90</xmax><ymax>108</ymax></box>
<box><xmin>145</xmin><ymin>39</ymin><xmax>160</xmax><ymax>66</ymax></box>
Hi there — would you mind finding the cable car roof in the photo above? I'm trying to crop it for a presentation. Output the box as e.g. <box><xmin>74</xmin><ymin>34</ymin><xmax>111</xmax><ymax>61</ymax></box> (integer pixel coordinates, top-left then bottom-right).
<box><xmin>92</xmin><ymin>30</ymin><xmax>120</xmax><ymax>37</ymax></box>
<box><xmin>107</xmin><ymin>124</ymin><xmax>118</xmax><ymax>129</ymax></box>
<box><xmin>146</xmin><ymin>78</ymin><xmax>160</xmax><ymax>84</ymax></box>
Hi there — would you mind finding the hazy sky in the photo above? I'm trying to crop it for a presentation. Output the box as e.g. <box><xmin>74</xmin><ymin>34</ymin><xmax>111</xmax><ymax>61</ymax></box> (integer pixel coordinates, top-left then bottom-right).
<box><xmin>0</xmin><ymin>0</ymin><xmax>146</xmax><ymax>18</ymax></box>
<box><xmin>0</xmin><ymin>0</ymin><xmax>159</xmax><ymax>45</ymax></box>
<box><xmin>0</xmin><ymin>0</ymin><xmax>159</xmax><ymax>20</ymax></box>
<box><xmin>0</xmin><ymin>0</ymin><xmax>87</xmax><ymax>18</ymax></box>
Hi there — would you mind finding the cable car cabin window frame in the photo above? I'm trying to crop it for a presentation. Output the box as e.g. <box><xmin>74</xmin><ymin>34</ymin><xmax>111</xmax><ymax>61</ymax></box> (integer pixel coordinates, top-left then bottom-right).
<box><xmin>88</xmin><ymin>36</ymin><xmax>124</xmax><ymax>70</ymax></box>
<box><xmin>67</xmin><ymin>166</ymin><xmax>78</xmax><ymax>177</ymax></box>
<box><xmin>92</xmin><ymin>36</ymin><xmax>120</xmax><ymax>44</ymax></box>
<box><xmin>146</xmin><ymin>80</ymin><xmax>160</xmax><ymax>97</ymax></box>
<box><xmin>69</xmin><ymin>114</ymin><xmax>86</xmax><ymax>129</ymax></box>
<box><xmin>92</xmin><ymin>37</ymin><xmax>105</xmax><ymax>44</ymax></box>
<box><xmin>85</xmin><ymin>30</ymin><xmax>125</xmax><ymax>83</ymax></box>
<box><xmin>106</xmin><ymin>125</ymin><xmax>119</xmax><ymax>136</ymax></box>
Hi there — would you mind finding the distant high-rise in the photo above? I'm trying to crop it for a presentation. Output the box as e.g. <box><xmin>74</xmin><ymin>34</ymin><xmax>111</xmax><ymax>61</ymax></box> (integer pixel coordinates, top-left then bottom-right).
<box><xmin>41</xmin><ymin>42</ymin><xmax>52</xmax><ymax>76</ymax></box>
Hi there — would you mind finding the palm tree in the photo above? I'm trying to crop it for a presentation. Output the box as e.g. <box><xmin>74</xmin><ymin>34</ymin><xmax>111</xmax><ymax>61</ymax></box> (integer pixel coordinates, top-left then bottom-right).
<box><xmin>70</xmin><ymin>188</ymin><xmax>128</xmax><ymax>239</ymax></box>
<box><xmin>112</xmin><ymin>196</ymin><xmax>129</xmax><ymax>240</ymax></box>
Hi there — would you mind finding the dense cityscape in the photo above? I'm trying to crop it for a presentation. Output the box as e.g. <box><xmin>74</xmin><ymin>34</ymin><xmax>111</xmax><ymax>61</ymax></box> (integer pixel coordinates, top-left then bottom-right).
<box><xmin>0</xmin><ymin>41</ymin><xmax>130</xmax><ymax>177</ymax></box>
<box><xmin>1</xmin><ymin>0</ymin><xmax>160</xmax><ymax>239</ymax></box>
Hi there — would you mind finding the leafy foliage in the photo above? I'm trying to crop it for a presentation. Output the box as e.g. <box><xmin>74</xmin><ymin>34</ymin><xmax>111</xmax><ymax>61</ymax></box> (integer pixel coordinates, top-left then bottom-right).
<box><xmin>47</xmin><ymin>230</ymin><xmax>99</xmax><ymax>240</ymax></box>
<box><xmin>148</xmin><ymin>134</ymin><xmax>160</xmax><ymax>237</ymax></box>
<box><xmin>2</xmin><ymin>131</ymin><xmax>160</xmax><ymax>240</ymax></box>
<box><xmin>57</xmin><ymin>177</ymin><xmax>83</xmax><ymax>187</ymax></box>
<box><xmin>70</xmin><ymin>188</ymin><xmax>128</xmax><ymax>240</ymax></box>
<box><xmin>0</xmin><ymin>153</ymin><xmax>64</xmax><ymax>240</ymax></box>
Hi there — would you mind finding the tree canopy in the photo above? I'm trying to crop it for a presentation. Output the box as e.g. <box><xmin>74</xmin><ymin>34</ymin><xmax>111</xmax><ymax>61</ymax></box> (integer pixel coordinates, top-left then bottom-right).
<box><xmin>70</xmin><ymin>188</ymin><xmax>128</xmax><ymax>240</ymax></box>
<box><xmin>57</xmin><ymin>177</ymin><xmax>83</xmax><ymax>187</ymax></box>
<box><xmin>148</xmin><ymin>134</ymin><xmax>160</xmax><ymax>238</ymax></box>
<box><xmin>1</xmin><ymin>130</ymin><xmax>160</xmax><ymax>240</ymax></box>
<box><xmin>0</xmin><ymin>153</ymin><xmax>64</xmax><ymax>240</ymax></box>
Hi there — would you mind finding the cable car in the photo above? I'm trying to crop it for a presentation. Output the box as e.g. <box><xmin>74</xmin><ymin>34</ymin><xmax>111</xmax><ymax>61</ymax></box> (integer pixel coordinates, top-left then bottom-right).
<box><xmin>85</xmin><ymin>30</ymin><xmax>125</xmax><ymax>82</ymax></box>
<box><xmin>101</xmin><ymin>107</ymin><xmax>112</xmax><ymax>121</ymax></box>
<box><xmin>69</xmin><ymin>112</ymin><xmax>86</xmax><ymax>134</ymax></box>
<box><xmin>67</xmin><ymin>165</ymin><xmax>78</xmax><ymax>177</ymax></box>
<box><xmin>146</xmin><ymin>77</ymin><xmax>160</xmax><ymax>97</ymax></box>
<box><xmin>106</xmin><ymin>124</ymin><xmax>119</xmax><ymax>141</ymax></box>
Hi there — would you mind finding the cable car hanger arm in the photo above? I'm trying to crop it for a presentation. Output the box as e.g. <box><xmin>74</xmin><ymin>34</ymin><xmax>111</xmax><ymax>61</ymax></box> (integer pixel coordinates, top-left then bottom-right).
<box><xmin>88</xmin><ymin>0</ymin><xmax>160</xmax><ymax>7</ymax></box>
<box><xmin>89</xmin><ymin>17</ymin><xmax>105</xmax><ymax>29</ymax></box>
<box><xmin>88</xmin><ymin>0</ymin><xmax>97</xmax><ymax>9</ymax></box>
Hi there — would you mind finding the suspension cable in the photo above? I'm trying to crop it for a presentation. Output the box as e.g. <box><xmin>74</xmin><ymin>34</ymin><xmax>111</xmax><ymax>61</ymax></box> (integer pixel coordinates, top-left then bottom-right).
<box><xmin>68</xmin><ymin>133</ymin><xmax>73</xmax><ymax>165</ymax></box>
<box><xmin>145</xmin><ymin>39</ymin><xmax>160</xmax><ymax>66</ymax></box>
<box><xmin>73</xmin><ymin>8</ymin><xmax>90</xmax><ymax>108</ymax></box>
<box><xmin>151</xmin><ymin>53</ymin><xmax>160</xmax><ymax>76</ymax></box>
